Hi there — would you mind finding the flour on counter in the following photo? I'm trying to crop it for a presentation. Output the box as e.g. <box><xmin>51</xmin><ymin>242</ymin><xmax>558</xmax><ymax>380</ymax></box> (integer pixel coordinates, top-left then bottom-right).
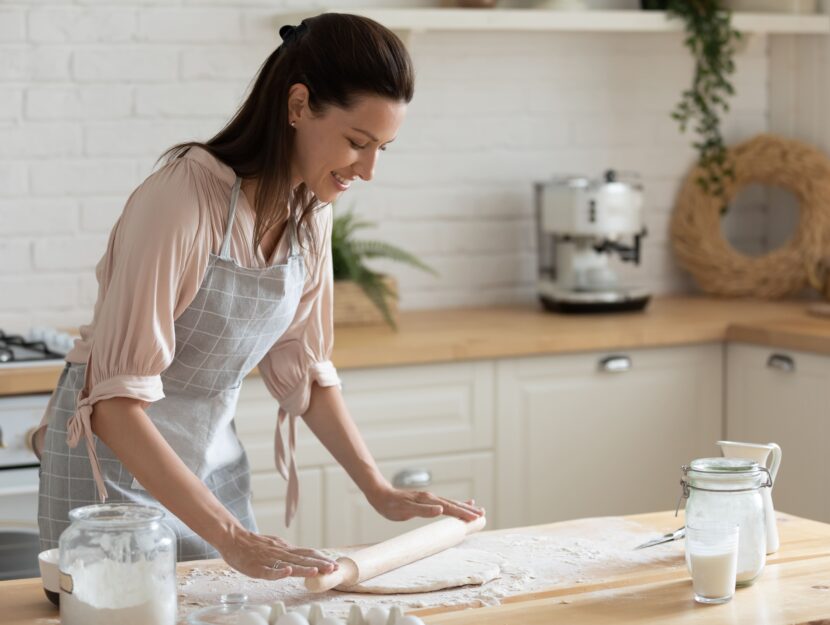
<box><xmin>176</xmin><ymin>518</ymin><xmax>684</xmax><ymax>623</ymax></box>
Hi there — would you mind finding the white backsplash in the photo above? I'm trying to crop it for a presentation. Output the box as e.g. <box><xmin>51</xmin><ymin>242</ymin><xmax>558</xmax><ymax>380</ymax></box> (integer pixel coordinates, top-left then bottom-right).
<box><xmin>1</xmin><ymin>1</ymin><xmax>778</xmax><ymax>330</ymax></box>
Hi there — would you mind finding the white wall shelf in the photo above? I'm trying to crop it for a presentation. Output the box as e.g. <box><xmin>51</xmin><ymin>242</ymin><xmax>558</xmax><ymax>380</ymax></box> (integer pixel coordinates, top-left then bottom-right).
<box><xmin>276</xmin><ymin>8</ymin><xmax>830</xmax><ymax>36</ymax></box>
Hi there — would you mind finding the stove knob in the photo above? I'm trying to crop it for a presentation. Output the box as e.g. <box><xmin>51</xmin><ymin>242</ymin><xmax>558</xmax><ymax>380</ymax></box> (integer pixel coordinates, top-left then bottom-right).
<box><xmin>0</xmin><ymin>348</ymin><xmax>11</xmax><ymax>363</ymax></box>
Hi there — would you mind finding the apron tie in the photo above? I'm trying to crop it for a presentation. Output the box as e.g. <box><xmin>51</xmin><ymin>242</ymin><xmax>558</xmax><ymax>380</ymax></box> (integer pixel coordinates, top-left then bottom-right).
<box><xmin>275</xmin><ymin>407</ymin><xmax>299</xmax><ymax>527</ymax></box>
<box><xmin>66</xmin><ymin>395</ymin><xmax>108</xmax><ymax>503</ymax></box>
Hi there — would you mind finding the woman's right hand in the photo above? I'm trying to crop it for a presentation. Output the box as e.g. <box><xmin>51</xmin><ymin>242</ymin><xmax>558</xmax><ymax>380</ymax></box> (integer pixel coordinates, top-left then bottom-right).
<box><xmin>216</xmin><ymin>526</ymin><xmax>340</xmax><ymax>580</ymax></box>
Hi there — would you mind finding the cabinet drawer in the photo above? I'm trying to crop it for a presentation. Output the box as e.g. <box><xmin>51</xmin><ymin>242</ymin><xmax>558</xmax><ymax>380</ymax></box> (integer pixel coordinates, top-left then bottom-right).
<box><xmin>250</xmin><ymin>468</ymin><xmax>323</xmax><ymax>547</ymax></box>
<box><xmin>236</xmin><ymin>360</ymin><xmax>495</xmax><ymax>473</ymax></box>
<box><xmin>323</xmin><ymin>451</ymin><xmax>494</xmax><ymax>548</ymax></box>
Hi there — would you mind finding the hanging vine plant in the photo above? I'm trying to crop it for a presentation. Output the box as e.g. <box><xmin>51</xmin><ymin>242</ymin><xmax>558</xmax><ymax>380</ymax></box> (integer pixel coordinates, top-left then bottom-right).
<box><xmin>644</xmin><ymin>0</ymin><xmax>743</xmax><ymax>210</ymax></box>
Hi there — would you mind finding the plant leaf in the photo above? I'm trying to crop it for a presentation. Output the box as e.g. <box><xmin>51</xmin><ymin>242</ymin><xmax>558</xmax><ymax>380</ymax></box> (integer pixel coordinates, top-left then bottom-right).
<box><xmin>350</xmin><ymin>240</ymin><xmax>439</xmax><ymax>276</ymax></box>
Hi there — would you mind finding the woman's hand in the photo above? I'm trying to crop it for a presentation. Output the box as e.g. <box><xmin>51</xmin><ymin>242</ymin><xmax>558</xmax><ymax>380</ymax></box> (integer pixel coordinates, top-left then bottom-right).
<box><xmin>367</xmin><ymin>485</ymin><xmax>485</xmax><ymax>523</ymax></box>
<box><xmin>216</xmin><ymin>526</ymin><xmax>340</xmax><ymax>580</ymax></box>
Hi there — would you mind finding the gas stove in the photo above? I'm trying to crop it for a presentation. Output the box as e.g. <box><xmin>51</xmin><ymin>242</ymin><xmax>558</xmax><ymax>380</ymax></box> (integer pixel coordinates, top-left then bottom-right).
<box><xmin>0</xmin><ymin>329</ymin><xmax>71</xmax><ymax>367</ymax></box>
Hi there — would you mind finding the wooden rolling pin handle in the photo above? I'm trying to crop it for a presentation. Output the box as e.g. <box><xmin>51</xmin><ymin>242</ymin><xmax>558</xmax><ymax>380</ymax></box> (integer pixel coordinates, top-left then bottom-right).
<box><xmin>304</xmin><ymin>516</ymin><xmax>487</xmax><ymax>593</ymax></box>
<box><xmin>304</xmin><ymin>557</ymin><xmax>359</xmax><ymax>593</ymax></box>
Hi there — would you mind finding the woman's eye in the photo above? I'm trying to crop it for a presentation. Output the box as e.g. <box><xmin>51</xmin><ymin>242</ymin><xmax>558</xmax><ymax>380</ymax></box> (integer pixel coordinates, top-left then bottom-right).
<box><xmin>348</xmin><ymin>139</ymin><xmax>366</xmax><ymax>150</ymax></box>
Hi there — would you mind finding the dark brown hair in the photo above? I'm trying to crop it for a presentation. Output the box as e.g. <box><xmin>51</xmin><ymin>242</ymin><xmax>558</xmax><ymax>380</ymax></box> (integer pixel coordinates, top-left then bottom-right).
<box><xmin>161</xmin><ymin>13</ymin><xmax>414</xmax><ymax>255</ymax></box>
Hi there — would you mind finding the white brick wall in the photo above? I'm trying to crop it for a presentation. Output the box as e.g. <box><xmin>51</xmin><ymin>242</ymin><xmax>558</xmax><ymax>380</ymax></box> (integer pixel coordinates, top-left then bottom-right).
<box><xmin>1</xmin><ymin>1</ymin><xmax>774</xmax><ymax>331</ymax></box>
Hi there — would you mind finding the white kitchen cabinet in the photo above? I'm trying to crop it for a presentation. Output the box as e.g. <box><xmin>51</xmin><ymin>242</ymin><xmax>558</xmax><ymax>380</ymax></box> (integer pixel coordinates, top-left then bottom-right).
<box><xmin>496</xmin><ymin>344</ymin><xmax>724</xmax><ymax>529</ymax></box>
<box><xmin>235</xmin><ymin>361</ymin><xmax>495</xmax><ymax>473</ymax></box>
<box><xmin>322</xmin><ymin>452</ymin><xmax>494</xmax><ymax>548</ymax></box>
<box><xmin>726</xmin><ymin>343</ymin><xmax>830</xmax><ymax>523</ymax></box>
<box><xmin>250</xmin><ymin>468</ymin><xmax>323</xmax><ymax>547</ymax></box>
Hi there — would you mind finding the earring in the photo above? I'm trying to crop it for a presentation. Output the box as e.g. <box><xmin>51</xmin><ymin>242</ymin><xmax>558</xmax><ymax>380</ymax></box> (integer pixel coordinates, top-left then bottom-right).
<box><xmin>290</xmin><ymin>121</ymin><xmax>296</xmax><ymax>128</ymax></box>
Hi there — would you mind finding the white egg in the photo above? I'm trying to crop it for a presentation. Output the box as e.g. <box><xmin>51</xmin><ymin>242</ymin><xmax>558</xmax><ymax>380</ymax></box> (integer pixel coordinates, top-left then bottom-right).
<box><xmin>251</xmin><ymin>605</ymin><xmax>273</xmax><ymax>619</ymax></box>
<box><xmin>276</xmin><ymin>613</ymin><xmax>310</xmax><ymax>625</ymax></box>
<box><xmin>396</xmin><ymin>618</ymin><xmax>425</xmax><ymax>625</ymax></box>
<box><xmin>364</xmin><ymin>606</ymin><xmax>389</xmax><ymax>625</ymax></box>
<box><xmin>236</xmin><ymin>612</ymin><xmax>270</xmax><ymax>625</ymax></box>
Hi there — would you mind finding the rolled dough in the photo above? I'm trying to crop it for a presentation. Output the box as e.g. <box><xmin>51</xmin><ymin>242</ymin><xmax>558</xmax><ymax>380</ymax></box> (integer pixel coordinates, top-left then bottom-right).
<box><xmin>338</xmin><ymin>548</ymin><xmax>504</xmax><ymax>595</ymax></box>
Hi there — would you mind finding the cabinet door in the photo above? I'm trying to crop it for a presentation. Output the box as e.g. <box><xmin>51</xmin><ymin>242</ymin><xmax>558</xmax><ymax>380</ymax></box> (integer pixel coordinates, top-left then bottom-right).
<box><xmin>496</xmin><ymin>344</ymin><xmax>723</xmax><ymax>529</ymax></box>
<box><xmin>726</xmin><ymin>343</ymin><xmax>830</xmax><ymax>522</ymax></box>
<box><xmin>250</xmin><ymin>468</ymin><xmax>323</xmax><ymax>547</ymax></box>
<box><xmin>323</xmin><ymin>452</ymin><xmax>494</xmax><ymax>548</ymax></box>
<box><xmin>235</xmin><ymin>361</ymin><xmax>494</xmax><ymax>473</ymax></box>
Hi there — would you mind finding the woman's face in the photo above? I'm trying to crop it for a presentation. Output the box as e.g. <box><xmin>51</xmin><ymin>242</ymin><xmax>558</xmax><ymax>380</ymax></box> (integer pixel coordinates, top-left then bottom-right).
<box><xmin>289</xmin><ymin>86</ymin><xmax>407</xmax><ymax>203</ymax></box>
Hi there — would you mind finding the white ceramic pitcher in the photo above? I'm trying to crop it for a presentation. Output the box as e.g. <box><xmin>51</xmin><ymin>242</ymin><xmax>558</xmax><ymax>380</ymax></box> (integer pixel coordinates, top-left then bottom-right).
<box><xmin>716</xmin><ymin>440</ymin><xmax>782</xmax><ymax>555</ymax></box>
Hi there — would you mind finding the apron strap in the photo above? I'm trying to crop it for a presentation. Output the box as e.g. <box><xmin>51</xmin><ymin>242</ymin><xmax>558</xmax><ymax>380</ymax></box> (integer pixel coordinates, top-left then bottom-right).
<box><xmin>219</xmin><ymin>177</ymin><xmax>242</xmax><ymax>260</ymax></box>
<box><xmin>275</xmin><ymin>407</ymin><xmax>300</xmax><ymax>527</ymax></box>
<box><xmin>288</xmin><ymin>211</ymin><xmax>300</xmax><ymax>258</ymax></box>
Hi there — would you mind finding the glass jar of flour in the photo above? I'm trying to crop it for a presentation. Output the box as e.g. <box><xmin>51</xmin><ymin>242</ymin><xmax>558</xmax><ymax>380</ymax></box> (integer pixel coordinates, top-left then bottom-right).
<box><xmin>59</xmin><ymin>503</ymin><xmax>177</xmax><ymax>625</ymax></box>
<box><xmin>679</xmin><ymin>458</ymin><xmax>771</xmax><ymax>586</ymax></box>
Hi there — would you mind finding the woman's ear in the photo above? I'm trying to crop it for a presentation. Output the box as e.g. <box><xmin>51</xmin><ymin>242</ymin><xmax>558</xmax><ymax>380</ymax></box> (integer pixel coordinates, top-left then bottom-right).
<box><xmin>287</xmin><ymin>83</ymin><xmax>310</xmax><ymax>125</ymax></box>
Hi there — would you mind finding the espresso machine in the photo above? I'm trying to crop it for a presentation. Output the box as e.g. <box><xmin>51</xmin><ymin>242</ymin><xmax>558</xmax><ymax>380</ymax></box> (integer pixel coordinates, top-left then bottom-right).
<box><xmin>535</xmin><ymin>170</ymin><xmax>650</xmax><ymax>313</ymax></box>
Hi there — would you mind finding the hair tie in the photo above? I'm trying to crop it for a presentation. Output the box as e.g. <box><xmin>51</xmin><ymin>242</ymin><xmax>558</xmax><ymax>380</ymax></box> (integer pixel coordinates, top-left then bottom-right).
<box><xmin>279</xmin><ymin>21</ymin><xmax>308</xmax><ymax>45</ymax></box>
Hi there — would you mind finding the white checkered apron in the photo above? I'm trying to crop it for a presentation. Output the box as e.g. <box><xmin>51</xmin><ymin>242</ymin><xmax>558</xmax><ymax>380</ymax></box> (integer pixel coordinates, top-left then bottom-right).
<box><xmin>38</xmin><ymin>176</ymin><xmax>306</xmax><ymax>560</ymax></box>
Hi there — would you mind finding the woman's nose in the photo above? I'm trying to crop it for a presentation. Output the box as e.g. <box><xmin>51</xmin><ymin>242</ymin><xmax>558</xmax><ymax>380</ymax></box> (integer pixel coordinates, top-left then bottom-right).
<box><xmin>354</xmin><ymin>150</ymin><xmax>378</xmax><ymax>182</ymax></box>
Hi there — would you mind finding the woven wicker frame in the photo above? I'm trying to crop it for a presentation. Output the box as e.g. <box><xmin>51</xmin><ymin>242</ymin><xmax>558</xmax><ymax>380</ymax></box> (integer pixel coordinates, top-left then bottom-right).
<box><xmin>671</xmin><ymin>134</ymin><xmax>830</xmax><ymax>299</ymax></box>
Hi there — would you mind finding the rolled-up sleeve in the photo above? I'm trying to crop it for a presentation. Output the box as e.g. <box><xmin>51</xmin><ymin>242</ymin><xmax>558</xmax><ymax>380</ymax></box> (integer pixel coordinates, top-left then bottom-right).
<box><xmin>258</xmin><ymin>204</ymin><xmax>341</xmax><ymax>415</ymax></box>
<box><xmin>86</xmin><ymin>159</ymin><xmax>208</xmax><ymax>406</ymax></box>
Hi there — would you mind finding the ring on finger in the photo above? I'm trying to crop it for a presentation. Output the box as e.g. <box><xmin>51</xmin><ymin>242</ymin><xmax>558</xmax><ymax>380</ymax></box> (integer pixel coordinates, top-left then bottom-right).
<box><xmin>272</xmin><ymin>559</ymin><xmax>283</xmax><ymax>570</ymax></box>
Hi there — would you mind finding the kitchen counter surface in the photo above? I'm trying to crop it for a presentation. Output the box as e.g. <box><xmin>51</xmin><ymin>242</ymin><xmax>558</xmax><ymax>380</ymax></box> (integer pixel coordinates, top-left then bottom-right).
<box><xmin>4</xmin><ymin>510</ymin><xmax>830</xmax><ymax>625</ymax></box>
<box><xmin>2</xmin><ymin>296</ymin><xmax>828</xmax><ymax>396</ymax></box>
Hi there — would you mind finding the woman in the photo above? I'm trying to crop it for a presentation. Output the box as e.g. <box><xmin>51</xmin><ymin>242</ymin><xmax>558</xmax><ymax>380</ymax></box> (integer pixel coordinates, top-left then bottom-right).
<box><xmin>35</xmin><ymin>13</ymin><xmax>484</xmax><ymax>581</ymax></box>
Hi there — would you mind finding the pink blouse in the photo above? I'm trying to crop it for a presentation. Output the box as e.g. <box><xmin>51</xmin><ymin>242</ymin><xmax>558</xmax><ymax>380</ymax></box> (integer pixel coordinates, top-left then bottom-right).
<box><xmin>64</xmin><ymin>145</ymin><xmax>340</xmax><ymax>443</ymax></box>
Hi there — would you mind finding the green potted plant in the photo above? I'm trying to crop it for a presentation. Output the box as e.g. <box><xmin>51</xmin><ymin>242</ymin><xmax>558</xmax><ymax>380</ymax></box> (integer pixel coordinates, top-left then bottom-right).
<box><xmin>331</xmin><ymin>208</ymin><xmax>437</xmax><ymax>330</ymax></box>
<box><xmin>643</xmin><ymin>0</ymin><xmax>742</xmax><ymax>208</ymax></box>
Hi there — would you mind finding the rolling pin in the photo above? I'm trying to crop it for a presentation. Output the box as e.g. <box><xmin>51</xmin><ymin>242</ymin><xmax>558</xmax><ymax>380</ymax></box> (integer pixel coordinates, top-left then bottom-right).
<box><xmin>304</xmin><ymin>515</ymin><xmax>487</xmax><ymax>593</ymax></box>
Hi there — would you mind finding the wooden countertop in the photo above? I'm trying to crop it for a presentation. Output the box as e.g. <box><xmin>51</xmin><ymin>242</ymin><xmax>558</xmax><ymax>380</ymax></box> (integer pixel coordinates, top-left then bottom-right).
<box><xmin>2</xmin><ymin>296</ymin><xmax>828</xmax><ymax>396</ymax></box>
<box><xmin>4</xmin><ymin>510</ymin><xmax>830</xmax><ymax>625</ymax></box>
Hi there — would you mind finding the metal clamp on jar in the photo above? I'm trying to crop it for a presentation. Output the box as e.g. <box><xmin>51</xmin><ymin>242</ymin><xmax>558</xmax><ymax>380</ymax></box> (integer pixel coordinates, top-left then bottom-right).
<box><xmin>677</xmin><ymin>458</ymin><xmax>772</xmax><ymax>587</ymax></box>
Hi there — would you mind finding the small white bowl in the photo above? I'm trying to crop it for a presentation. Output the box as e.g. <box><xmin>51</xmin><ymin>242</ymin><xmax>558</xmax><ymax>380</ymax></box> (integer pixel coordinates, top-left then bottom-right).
<box><xmin>38</xmin><ymin>548</ymin><xmax>60</xmax><ymax>607</ymax></box>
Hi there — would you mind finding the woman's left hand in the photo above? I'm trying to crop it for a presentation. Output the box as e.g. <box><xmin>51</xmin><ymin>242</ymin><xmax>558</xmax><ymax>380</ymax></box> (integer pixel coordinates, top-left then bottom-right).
<box><xmin>367</xmin><ymin>486</ymin><xmax>485</xmax><ymax>523</ymax></box>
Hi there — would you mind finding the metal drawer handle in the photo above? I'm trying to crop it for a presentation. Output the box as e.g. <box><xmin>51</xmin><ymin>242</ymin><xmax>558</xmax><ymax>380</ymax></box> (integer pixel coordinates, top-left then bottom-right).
<box><xmin>599</xmin><ymin>355</ymin><xmax>632</xmax><ymax>373</ymax></box>
<box><xmin>393</xmin><ymin>468</ymin><xmax>432</xmax><ymax>489</ymax></box>
<box><xmin>767</xmin><ymin>353</ymin><xmax>795</xmax><ymax>373</ymax></box>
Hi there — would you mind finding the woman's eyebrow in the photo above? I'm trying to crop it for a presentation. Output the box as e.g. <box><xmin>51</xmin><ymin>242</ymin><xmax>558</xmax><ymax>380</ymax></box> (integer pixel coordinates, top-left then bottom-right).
<box><xmin>351</xmin><ymin>127</ymin><xmax>396</xmax><ymax>143</ymax></box>
<box><xmin>351</xmin><ymin>127</ymin><xmax>378</xmax><ymax>141</ymax></box>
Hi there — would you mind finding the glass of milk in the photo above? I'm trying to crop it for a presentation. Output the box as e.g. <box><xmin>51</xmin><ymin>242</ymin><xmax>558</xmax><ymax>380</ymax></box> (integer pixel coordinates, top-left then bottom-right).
<box><xmin>685</xmin><ymin>523</ymin><xmax>740</xmax><ymax>604</ymax></box>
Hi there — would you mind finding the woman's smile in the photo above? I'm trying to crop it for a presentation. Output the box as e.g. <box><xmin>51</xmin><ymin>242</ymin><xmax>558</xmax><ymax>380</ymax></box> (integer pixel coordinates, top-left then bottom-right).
<box><xmin>331</xmin><ymin>171</ymin><xmax>352</xmax><ymax>191</ymax></box>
